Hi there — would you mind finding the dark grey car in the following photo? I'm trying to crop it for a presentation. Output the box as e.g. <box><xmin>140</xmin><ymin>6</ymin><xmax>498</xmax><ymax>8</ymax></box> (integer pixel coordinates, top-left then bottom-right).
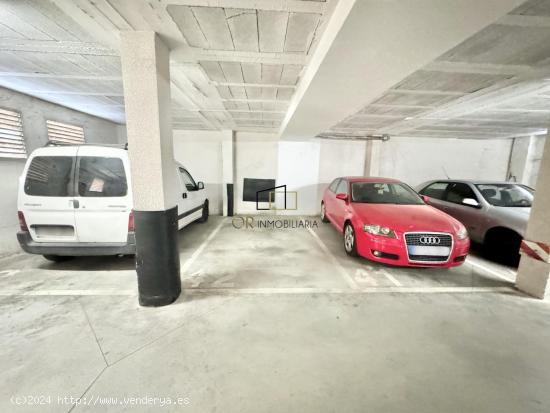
<box><xmin>416</xmin><ymin>180</ymin><xmax>533</xmax><ymax>258</ymax></box>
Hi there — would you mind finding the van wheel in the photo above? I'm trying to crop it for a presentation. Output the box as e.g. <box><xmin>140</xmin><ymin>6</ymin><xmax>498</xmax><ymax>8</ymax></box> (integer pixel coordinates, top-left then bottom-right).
<box><xmin>198</xmin><ymin>200</ymin><xmax>209</xmax><ymax>223</ymax></box>
<box><xmin>43</xmin><ymin>255</ymin><xmax>73</xmax><ymax>263</ymax></box>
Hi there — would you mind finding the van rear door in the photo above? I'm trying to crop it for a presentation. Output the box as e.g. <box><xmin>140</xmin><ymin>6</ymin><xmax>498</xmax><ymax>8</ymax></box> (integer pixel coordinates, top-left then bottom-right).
<box><xmin>73</xmin><ymin>146</ymin><xmax>131</xmax><ymax>243</ymax></box>
<box><xmin>20</xmin><ymin>146</ymin><xmax>79</xmax><ymax>243</ymax></box>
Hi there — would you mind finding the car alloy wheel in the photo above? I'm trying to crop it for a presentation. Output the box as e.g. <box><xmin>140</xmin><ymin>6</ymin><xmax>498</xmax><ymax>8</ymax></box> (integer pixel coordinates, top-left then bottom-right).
<box><xmin>344</xmin><ymin>223</ymin><xmax>357</xmax><ymax>256</ymax></box>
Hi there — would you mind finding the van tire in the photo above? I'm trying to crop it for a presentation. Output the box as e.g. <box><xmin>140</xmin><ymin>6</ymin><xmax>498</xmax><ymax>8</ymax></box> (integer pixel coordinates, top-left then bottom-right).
<box><xmin>198</xmin><ymin>200</ymin><xmax>209</xmax><ymax>223</ymax></box>
<box><xmin>43</xmin><ymin>255</ymin><xmax>73</xmax><ymax>262</ymax></box>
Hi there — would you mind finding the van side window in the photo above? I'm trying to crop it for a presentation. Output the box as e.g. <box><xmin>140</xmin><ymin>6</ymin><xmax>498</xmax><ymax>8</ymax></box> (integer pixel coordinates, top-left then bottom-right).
<box><xmin>328</xmin><ymin>178</ymin><xmax>340</xmax><ymax>193</ymax></box>
<box><xmin>179</xmin><ymin>168</ymin><xmax>197</xmax><ymax>191</ymax></box>
<box><xmin>78</xmin><ymin>157</ymin><xmax>127</xmax><ymax>197</ymax></box>
<box><xmin>25</xmin><ymin>156</ymin><xmax>74</xmax><ymax>197</ymax></box>
<box><xmin>420</xmin><ymin>182</ymin><xmax>449</xmax><ymax>200</ymax></box>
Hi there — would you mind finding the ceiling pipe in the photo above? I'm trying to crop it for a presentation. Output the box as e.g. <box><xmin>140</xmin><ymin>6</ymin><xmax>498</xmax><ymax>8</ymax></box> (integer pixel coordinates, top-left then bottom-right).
<box><xmin>315</xmin><ymin>133</ymin><xmax>390</xmax><ymax>142</ymax></box>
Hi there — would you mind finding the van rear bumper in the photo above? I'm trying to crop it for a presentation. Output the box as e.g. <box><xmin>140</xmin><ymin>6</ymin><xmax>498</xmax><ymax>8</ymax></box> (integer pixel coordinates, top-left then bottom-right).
<box><xmin>17</xmin><ymin>231</ymin><xmax>136</xmax><ymax>256</ymax></box>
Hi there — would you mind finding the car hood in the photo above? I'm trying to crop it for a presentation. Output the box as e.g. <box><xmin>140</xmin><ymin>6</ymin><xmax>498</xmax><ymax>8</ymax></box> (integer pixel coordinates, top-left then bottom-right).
<box><xmin>351</xmin><ymin>203</ymin><xmax>462</xmax><ymax>234</ymax></box>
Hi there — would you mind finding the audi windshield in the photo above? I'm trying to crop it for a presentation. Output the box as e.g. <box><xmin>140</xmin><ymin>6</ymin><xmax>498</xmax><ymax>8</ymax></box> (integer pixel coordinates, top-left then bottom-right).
<box><xmin>351</xmin><ymin>182</ymin><xmax>424</xmax><ymax>205</ymax></box>
<box><xmin>475</xmin><ymin>183</ymin><xmax>533</xmax><ymax>208</ymax></box>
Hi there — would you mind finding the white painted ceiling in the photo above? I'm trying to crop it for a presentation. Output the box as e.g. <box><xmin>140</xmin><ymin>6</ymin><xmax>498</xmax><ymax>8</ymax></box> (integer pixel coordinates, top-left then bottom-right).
<box><xmin>0</xmin><ymin>0</ymin><xmax>336</xmax><ymax>132</ymax></box>
<box><xmin>0</xmin><ymin>0</ymin><xmax>549</xmax><ymax>139</ymax></box>
<box><xmin>325</xmin><ymin>0</ymin><xmax>550</xmax><ymax>140</ymax></box>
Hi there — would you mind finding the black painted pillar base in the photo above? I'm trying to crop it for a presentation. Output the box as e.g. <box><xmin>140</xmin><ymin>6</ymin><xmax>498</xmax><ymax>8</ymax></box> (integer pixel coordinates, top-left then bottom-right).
<box><xmin>226</xmin><ymin>183</ymin><xmax>234</xmax><ymax>217</ymax></box>
<box><xmin>134</xmin><ymin>206</ymin><xmax>181</xmax><ymax>306</ymax></box>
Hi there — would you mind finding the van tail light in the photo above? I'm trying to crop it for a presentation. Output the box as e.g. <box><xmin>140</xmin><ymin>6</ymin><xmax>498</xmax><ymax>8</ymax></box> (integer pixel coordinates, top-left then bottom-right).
<box><xmin>128</xmin><ymin>211</ymin><xmax>134</xmax><ymax>232</ymax></box>
<box><xmin>18</xmin><ymin>211</ymin><xmax>28</xmax><ymax>232</ymax></box>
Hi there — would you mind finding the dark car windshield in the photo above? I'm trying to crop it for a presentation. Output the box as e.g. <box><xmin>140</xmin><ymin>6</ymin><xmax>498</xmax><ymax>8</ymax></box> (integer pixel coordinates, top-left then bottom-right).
<box><xmin>351</xmin><ymin>182</ymin><xmax>424</xmax><ymax>205</ymax></box>
<box><xmin>475</xmin><ymin>184</ymin><xmax>533</xmax><ymax>207</ymax></box>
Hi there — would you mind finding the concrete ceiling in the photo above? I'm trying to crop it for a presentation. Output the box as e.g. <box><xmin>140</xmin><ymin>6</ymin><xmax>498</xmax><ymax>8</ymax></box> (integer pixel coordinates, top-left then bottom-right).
<box><xmin>318</xmin><ymin>0</ymin><xmax>550</xmax><ymax>140</ymax></box>
<box><xmin>1</xmin><ymin>0</ymin><xmax>549</xmax><ymax>140</ymax></box>
<box><xmin>0</xmin><ymin>0</ymin><xmax>336</xmax><ymax>132</ymax></box>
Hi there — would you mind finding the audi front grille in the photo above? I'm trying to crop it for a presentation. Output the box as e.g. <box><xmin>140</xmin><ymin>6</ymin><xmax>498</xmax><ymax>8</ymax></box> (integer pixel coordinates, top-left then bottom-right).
<box><xmin>404</xmin><ymin>232</ymin><xmax>453</xmax><ymax>263</ymax></box>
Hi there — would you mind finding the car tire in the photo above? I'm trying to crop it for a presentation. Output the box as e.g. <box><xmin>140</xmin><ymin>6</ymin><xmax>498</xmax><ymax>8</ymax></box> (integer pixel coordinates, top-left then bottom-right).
<box><xmin>320</xmin><ymin>202</ymin><xmax>329</xmax><ymax>223</ymax></box>
<box><xmin>344</xmin><ymin>222</ymin><xmax>358</xmax><ymax>257</ymax></box>
<box><xmin>198</xmin><ymin>200</ymin><xmax>209</xmax><ymax>223</ymax></box>
<box><xmin>484</xmin><ymin>228</ymin><xmax>522</xmax><ymax>266</ymax></box>
<box><xmin>43</xmin><ymin>255</ymin><xmax>73</xmax><ymax>263</ymax></box>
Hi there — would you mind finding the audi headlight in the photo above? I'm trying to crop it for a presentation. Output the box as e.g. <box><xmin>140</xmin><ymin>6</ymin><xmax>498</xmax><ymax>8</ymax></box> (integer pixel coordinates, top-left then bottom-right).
<box><xmin>363</xmin><ymin>224</ymin><xmax>397</xmax><ymax>238</ymax></box>
<box><xmin>456</xmin><ymin>227</ymin><xmax>468</xmax><ymax>240</ymax></box>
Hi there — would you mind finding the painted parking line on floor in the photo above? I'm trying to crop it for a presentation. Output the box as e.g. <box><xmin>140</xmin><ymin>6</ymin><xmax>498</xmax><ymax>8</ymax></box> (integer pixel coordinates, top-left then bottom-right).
<box><xmin>184</xmin><ymin>286</ymin><xmax>516</xmax><ymax>295</ymax></box>
<box><xmin>466</xmin><ymin>256</ymin><xmax>516</xmax><ymax>283</ymax></box>
<box><xmin>0</xmin><ymin>289</ymin><xmax>136</xmax><ymax>296</ymax></box>
<box><xmin>0</xmin><ymin>285</ymin><xmax>516</xmax><ymax>296</ymax></box>
<box><xmin>180</xmin><ymin>218</ymin><xmax>226</xmax><ymax>274</ymax></box>
<box><xmin>306</xmin><ymin>226</ymin><xmax>359</xmax><ymax>290</ymax></box>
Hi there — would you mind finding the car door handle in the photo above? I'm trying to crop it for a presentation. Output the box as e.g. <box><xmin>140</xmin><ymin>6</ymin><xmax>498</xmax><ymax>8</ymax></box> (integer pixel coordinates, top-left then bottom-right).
<box><xmin>70</xmin><ymin>200</ymin><xmax>79</xmax><ymax>209</ymax></box>
<box><xmin>182</xmin><ymin>193</ymin><xmax>187</xmax><ymax>199</ymax></box>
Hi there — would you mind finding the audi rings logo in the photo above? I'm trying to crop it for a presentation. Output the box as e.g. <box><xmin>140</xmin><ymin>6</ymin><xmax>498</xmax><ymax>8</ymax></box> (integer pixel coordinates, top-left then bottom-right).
<box><xmin>419</xmin><ymin>236</ymin><xmax>441</xmax><ymax>245</ymax></box>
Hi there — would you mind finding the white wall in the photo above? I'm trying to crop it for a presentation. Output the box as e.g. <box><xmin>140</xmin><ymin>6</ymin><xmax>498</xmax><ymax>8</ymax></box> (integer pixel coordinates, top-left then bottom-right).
<box><xmin>234</xmin><ymin>132</ymin><xmax>279</xmax><ymax>215</ymax></box>
<box><xmin>277</xmin><ymin>141</ymin><xmax>321</xmax><ymax>215</ymax></box>
<box><xmin>172</xmin><ymin>130</ymin><xmax>226</xmax><ymax>215</ymax></box>
<box><xmin>0</xmin><ymin>87</ymin><xmax>124</xmax><ymax>256</ymax></box>
<box><xmin>371</xmin><ymin>137</ymin><xmax>513</xmax><ymax>187</ymax></box>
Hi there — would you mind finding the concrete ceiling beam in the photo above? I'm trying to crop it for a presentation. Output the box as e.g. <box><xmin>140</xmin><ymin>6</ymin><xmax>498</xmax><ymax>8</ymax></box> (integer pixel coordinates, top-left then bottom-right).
<box><xmin>161</xmin><ymin>0</ymin><xmax>326</xmax><ymax>13</ymax></box>
<box><xmin>0</xmin><ymin>72</ymin><xmax>122</xmax><ymax>81</ymax></box>
<box><xmin>279</xmin><ymin>0</ymin><xmax>527</xmax><ymax>140</ymax></box>
<box><xmin>0</xmin><ymin>39</ymin><xmax>117</xmax><ymax>56</ymax></box>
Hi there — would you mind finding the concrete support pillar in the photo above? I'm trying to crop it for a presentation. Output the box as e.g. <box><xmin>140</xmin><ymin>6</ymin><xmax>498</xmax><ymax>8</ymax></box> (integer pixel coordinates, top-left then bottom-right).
<box><xmin>221</xmin><ymin>131</ymin><xmax>235</xmax><ymax>216</ymax></box>
<box><xmin>120</xmin><ymin>31</ymin><xmax>181</xmax><ymax>306</ymax></box>
<box><xmin>516</xmin><ymin>134</ymin><xmax>550</xmax><ymax>299</ymax></box>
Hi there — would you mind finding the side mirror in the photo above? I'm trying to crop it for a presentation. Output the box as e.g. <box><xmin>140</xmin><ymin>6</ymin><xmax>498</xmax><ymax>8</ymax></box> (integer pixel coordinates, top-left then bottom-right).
<box><xmin>335</xmin><ymin>193</ymin><xmax>348</xmax><ymax>201</ymax></box>
<box><xmin>421</xmin><ymin>195</ymin><xmax>430</xmax><ymax>203</ymax></box>
<box><xmin>462</xmin><ymin>198</ymin><xmax>480</xmax><ymax>208</ymax></box>
<box><xmin>197</xmin><ymin>181</ymin><xmax>204</xmax><ymax>190</ymax></box>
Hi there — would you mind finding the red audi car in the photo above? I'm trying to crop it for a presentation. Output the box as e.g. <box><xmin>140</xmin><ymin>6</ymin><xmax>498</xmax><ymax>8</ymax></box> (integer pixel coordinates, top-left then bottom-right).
<box><xmin>321</xmin><ymin>177</ymin><xmax>470</xmax><ymax>267</ymax></box>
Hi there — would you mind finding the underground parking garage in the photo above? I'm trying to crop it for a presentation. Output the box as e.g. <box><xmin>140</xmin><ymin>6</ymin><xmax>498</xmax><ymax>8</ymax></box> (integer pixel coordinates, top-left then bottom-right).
<box><xmin>2</xmin><ymin>0</ymin><xmax>550</xmax><ymax>411</ymax></box>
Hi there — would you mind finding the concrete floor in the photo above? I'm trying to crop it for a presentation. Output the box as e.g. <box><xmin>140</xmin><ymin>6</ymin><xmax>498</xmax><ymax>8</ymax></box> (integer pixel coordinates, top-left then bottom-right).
<box><xmin>1</xmin><ymin>216</ymin><xmax>550</xmax><ymax>412</ymax></box>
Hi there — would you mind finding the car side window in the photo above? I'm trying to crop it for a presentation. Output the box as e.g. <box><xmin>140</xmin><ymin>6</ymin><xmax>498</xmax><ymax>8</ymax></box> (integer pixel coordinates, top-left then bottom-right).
<box><xmin>445</xmin><ymin>183</ymin><xmax>478</xmax><ymax>205</ymax></box>
<box><xmin>336</xmin><ymin>179</ymin><xmax>348</xmax><ymax>195</ymax></box>
<box><xmin>420</xmin><ymin>182</ymin><xmax>449</xmax><ymax>200</ymax></box>
<box><xmin>328</xmin><ymin>178</ymin><xmax>340</xmax><ymax>193</ymax></box>
<box><xmin>179</xmin><ymin>168</ymin><xmax>197</xmax><ymax>191</ymax></box>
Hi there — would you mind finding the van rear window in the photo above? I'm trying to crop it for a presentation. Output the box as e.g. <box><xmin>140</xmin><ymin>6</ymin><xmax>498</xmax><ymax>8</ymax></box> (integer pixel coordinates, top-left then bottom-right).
<box><xmin>77</xmin><ymin>157</ymin><xmax>127</xmax><ymax>197</ymax></box>
<box><xmin>24</xmin><ymin>156</ymin><xmax>74</xmax><ymax>197</ymax></box>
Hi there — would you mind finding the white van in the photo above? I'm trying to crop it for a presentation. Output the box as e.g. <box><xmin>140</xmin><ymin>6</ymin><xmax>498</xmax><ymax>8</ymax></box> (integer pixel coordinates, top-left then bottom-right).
<box><xmin>17</xmin><ymin>143</ymin><xmax>208</xmax><ymax>261</ymax></box>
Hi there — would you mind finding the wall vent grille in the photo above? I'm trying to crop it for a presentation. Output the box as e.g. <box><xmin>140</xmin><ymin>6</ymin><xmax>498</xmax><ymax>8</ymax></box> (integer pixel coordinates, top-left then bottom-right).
<box><xmin>46</xmin><ymin>120</ymin><xmax>85</xmax><ymax>145</ymax></box>
<box><xmin>0</xmin><ymin>108</ymin><xmax>26</xmax><ymax>158</ymax></box>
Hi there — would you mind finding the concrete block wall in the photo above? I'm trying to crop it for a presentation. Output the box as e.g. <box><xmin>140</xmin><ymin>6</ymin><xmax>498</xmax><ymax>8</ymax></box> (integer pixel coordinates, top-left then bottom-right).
<box><xmin>0</xmin><ymin>87</ymin><xmax>125</xmax><ymax>256</ymax></box>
